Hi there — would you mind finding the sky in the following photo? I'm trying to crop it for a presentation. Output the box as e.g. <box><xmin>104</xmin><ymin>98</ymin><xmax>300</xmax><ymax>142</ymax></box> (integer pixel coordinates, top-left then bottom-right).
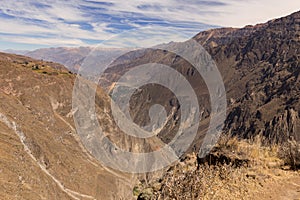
<box><xmin>0</xmin><ymin>0</ymin><xmax>299</xmax><ymax>50</ymax></box>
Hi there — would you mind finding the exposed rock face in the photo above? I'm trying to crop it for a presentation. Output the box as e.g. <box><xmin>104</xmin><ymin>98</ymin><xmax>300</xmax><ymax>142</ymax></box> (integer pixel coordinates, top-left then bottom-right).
<box><xmin>94</xmin><ymin>11</ymin><xmax>300</xmax><ymax>157</ymax></box>
<box><xmin>195</xmin><ymin>11</ymin><xmax>300</xmax><ymax>143</ymax></box>
<box><xmin>1</xmin><ymin>10</ymin><xmax>299</xmax><ymax>199</ymax></box>
<box><xmin>23</xmin><ymin>11</ymin><xmax>300</xmax><ymax>147</ymax></box>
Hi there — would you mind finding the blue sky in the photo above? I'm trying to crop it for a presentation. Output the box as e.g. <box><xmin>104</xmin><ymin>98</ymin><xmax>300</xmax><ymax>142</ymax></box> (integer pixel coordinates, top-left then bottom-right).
<box><xmin>0</xmin><ymin>0</ymin><xmax>299</xmax><ymax>50</ymax></box>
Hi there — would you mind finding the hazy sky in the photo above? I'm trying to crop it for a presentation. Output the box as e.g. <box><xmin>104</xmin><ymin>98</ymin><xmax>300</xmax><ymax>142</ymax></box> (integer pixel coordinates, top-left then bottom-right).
<box><xmin>0</xmin><ymin>0</ymin><xmax>299</xmax><ymax>50</ymax></box>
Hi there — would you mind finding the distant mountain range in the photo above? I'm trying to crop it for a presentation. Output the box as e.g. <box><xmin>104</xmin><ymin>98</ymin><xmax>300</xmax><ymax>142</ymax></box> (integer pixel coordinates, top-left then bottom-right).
<box><xmin>3</xmin><ymin>49</ymin><xmax>30</xmax><ymax>55</ymax></box>
<box><xmin>4</xmin><ymin>10</ymin><xmax>300</xmax><ymax>146</ymax></box>
<box><xmin>24</xmin><ymin>46</ymin><xmax>92</xmax><ymax>72</ymax></box>
<box><xmin>0</xmin><ymin>10</ymin><xmax>299</xmax><ymax>199</ymax></box>
<box><xmin>98</xmin><ymin>10</ymin><xmax>300</xmax><ymax>148</ymax></box>
<box><xmin>4</xmin><ymin>46</ymin><xmax>133</xmax><ymax>73</ymax></box>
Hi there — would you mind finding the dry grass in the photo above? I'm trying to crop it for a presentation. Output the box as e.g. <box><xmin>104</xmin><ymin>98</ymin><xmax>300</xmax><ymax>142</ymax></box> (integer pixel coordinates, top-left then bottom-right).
<box><xmin>279</xmin><ymin>139</ymin><xmax>300</xmax><ymax>170</ymax></box>
<box><xmin>135</xmin><ymin>135</ymin><xmax>300</xmax><ymax>200</ymax></box>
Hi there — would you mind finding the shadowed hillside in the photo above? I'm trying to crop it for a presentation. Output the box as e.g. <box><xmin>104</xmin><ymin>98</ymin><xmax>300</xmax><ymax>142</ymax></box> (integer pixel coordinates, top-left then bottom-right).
<box><xmin>1</xmin><ymin>10</ymin><xmax>299</xmax><ymax>200</ymax></box>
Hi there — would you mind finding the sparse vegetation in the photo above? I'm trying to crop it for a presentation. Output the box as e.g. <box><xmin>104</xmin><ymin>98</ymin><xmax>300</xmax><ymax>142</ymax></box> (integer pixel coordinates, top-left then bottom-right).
<box><xmin>135</xmin><ymin>136</ymin><xmax>299</xmax><ymax>200</ymax></box>
<box><xmin>32</xmin><ymin>64</ymin><xmax>40</xmax><ymax>70</ymax></box>
<box><xmin>279</xmin><ymin>139</ymin><xmax>300</xmax><ymax>170</ymax></box>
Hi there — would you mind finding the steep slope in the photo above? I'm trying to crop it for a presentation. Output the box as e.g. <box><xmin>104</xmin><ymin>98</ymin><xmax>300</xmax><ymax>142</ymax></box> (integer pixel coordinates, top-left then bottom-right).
<box><xmin>0</xmin><ymin>52</ymin><xmax>136</xmax><ymax>199</ymax></box>
<box><xmin>1</xmin><ymin>9</ymin><xmax>299</xmax><ymax>200</ymax></box>
<box><xmin>195</xmin><ymin>10</ymin><xmax>300</xmax><ymax>143</ymax></box>
<box><xmin>101</xmin><ymin>10</ymin><xmax>300</xmax><ymax>148</ymax></box>
<box><xmin>134</xmin><ymin>10</ymin><xmax>300</xmax><ymax>199</ymax></box>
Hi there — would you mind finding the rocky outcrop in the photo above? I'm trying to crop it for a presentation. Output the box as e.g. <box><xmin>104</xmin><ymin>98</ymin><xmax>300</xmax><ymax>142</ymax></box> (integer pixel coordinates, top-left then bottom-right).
<box><xmin>98</xmin><ymin>11</ymin><xmax>300</xmax><ymax>150</ymax></box>
<box><xmin>195</xmin><ymin>11</ymin><xmax>300</xmax><ymax>144</ymax></box>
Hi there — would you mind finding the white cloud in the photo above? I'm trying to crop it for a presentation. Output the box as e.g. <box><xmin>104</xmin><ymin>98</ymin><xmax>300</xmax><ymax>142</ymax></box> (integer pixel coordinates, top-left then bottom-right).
<box><xmin>83</xmin><ymin>0</ymin><xmax>300</xmax><ymax>27</ymax></box>
<box><xmin>97</xmin><ymin>26</ymin><xmax>190</xmax><ymax>48</ymax></box>
<box><xmin>0</xmin><ymin>35</ymin><xmax>86</xmax><ymax>46</ymax></box>
<box><xmin>195</xmin><ymin>0</ymin><xmax>300</xmax><ymax>27</ymax></box>
<box><xmin>0</xmin><ymin>0</ymin><xmax>299</xmax><ymax>49</ymax></box>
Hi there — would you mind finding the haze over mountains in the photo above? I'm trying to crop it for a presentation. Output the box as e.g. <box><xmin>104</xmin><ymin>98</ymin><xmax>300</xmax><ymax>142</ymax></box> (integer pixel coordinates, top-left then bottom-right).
<box><xmin>93</xmin><ymin>10</ymin><xmax>300</xmax><ymax>156</ymax></box>
<box><xmin>0</xmin><ymin>10</ymin><xmax>299</xmax><ymax>199</ymax></box>
<box><xmin>4</xmin><ymin>47</ymin><xmax>134</xmax><ymax>74</ymax></box>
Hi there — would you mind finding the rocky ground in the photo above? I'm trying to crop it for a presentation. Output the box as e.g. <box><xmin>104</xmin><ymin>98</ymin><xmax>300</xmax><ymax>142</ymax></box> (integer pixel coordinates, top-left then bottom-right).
<box><xmin>135</xmin><ymin>137</ymin><xmax>300</xmax><ymax>200</ymax></box>
<box><xmin>0</xmin><ymin>10</ymin><xmax>300</xmax><ymax>200</ymax></box>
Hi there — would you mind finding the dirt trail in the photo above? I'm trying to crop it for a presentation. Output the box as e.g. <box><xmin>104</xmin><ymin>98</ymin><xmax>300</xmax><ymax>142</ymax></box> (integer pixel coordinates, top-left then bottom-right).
<box><xmin>0</xmin><ymin>113</ymin><xmax>96</xmax><ymax>200</ymax></box>
<box><xmin>256</xmin><ymin>172</ymin><xmax>300</xmax><ymax>200</ymax></box>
